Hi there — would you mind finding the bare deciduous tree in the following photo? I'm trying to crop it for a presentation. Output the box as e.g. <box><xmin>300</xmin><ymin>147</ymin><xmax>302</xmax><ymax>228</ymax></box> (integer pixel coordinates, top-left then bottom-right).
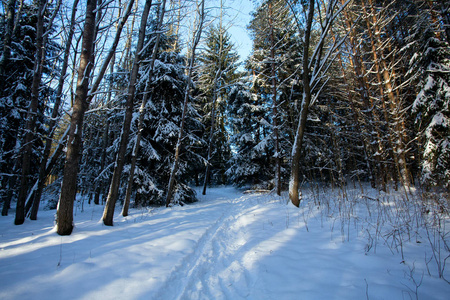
<box><xmin>288</xmin><ymin>0</ymin><xmax>349</xmax><ymax>207</ymax></box>
<box><xmin>57</xmin><ymin>0</ymin><xmax>135</xmax><ymax>234</ymax></box>
<box><xmin>102</xmin><ymin>0</ymin><xmax>153</xmax><ymax>225</ymax></box>
<box><xmin>57</xmin><ymin>0</ymin><xmax>98</xmax><ymax>235</ymax></box>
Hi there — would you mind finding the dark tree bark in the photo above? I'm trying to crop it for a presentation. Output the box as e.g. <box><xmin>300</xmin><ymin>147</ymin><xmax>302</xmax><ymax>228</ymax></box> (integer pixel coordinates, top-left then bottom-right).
<box><xmin>122</xmin><ymin>0</ymin><xmax>166</xmax><ymax>217</ymax></box>
<box><xmin>28</xmin><ymin>0</ymin><xmax>68</xmax><ymax>220</ymax></box>
<box><xmin>102</xmin><ymin>0</ymin><xmax>153</xmax><ymax>226</ymax></box>
<box><xmin>1</xmin><ymin>159</ymin><xmax>20</xmax><ymax>216</ymax></box>
<box><xmin>56</xmin><ymin>0</ymin><xmax>97</xmax><ymax>235</ymax></box>
<box><xmin>15</xmin><ymin>0</ymin><xmax>47</xmax><ymax>225</ymax></box>
<box><xmin>55</xmin><ymin>0</ymin><xmax>135</xmax><ymax>233</ymax></box>
<box><xmin>94</xmin><ymin>114</ymin><xmax>110</xmax><ymax>205</ymax></box>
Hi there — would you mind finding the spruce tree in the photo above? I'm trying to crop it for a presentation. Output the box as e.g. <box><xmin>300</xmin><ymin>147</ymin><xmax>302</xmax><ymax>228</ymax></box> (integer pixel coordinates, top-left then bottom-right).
<box><xmin>121</xmin><ymin>13</ymin><xmax>204</xmax><ymax>207</ymax></box>
<box><xmin>197</xmin><ymin>24</ymin><xmax>239</xmax><ymax>192</ymax></box>
<box><xmin>0</xmin><ymin>3</ymin><xmax>61</xmax><ymax>217</ymax></box>
<box><xmin>227</xmin><ymin>81</ymin><xmax>270</xmax><ymax>187</ymax></box>
<box><xmin>246</xmin><ymin>0</ymin><xmax>300</xmax><ymax>190</ymax></box>
<box><xmin>409</xmin><ymin>1</ymin><xmax>450</xmax><ymax>190</ymax></box>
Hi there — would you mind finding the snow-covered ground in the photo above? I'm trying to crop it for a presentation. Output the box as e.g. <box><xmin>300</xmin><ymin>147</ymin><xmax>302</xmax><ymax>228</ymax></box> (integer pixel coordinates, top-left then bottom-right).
<box><xmin>0</xmin><ymin>186</ymin><xmax>449</xmax><ymax>299</ymax></box>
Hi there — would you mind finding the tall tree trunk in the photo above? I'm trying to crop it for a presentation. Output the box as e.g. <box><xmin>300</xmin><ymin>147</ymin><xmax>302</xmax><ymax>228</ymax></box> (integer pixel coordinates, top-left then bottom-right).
<box><xmin>102</xmin><ymin>0</ymin><xmax>153</xmax><ymax>226</ymax></box>
<box><xmin>166</xmin><ymin>0</ymin><xmax>205</xmax><ymax>207</ymax></box>
<box><xmin>56</xmin><ymin>0</ymin><xmax>97</xmax><ymax>235</ymax></box>
<box><xmin>289</xmin><ymin>0</ymin><xmax>314</xmax><ymax>207</ymax></box>
<box><xmin>170</xmin><ymin>0</ymin><xmax>182</xmax><ymax>51</ymax></box>
<box><xmin>288</xmin><ymin>0</ymin><xmax>347</xmax><ymax>206</ymax></box>
<box><xmin>363</xmin><ymin>0</ymin><xmax>410</xmax><ymax>190</ymax></box>
<box><xmin>120</xmin><ymin>0</ymin><xmax>138</xmax><ymax>70</ymax></box>
<box><xmin>15</xmin><ymin>0</ymin><xmax>47</xmax><ymax>225</ymax></box>
<box><xmin>28</xmin><ymin>0</ymin><xmax>69</xmax><ymax>220</ymax></box>
<box><xmin>360</xmin><ymin>3</ymin><xmax>388</xmax><ymax>191</ymax></box>
<box><xmin>339</xmin><ymin>0</ymin><xmax>376</xmax><ymax>188</ymax></box>
<box><xmin>94</xmin><ymin>1</ymin><xmax>124</xmax><ymax>205</ymax></box>
<box><xmin>122</xmin><ymin>0</ymin><xmax>166</xmax><ymax>216</ymax></box>
<box><xmin>57</xmin><ymin>0</ymin><xmax>134</xmax><ymax>234</ymax></box>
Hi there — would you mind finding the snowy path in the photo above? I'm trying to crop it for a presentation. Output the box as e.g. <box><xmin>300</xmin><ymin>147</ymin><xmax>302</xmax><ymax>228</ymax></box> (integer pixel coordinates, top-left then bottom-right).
<box><xmin>154</xmin><ymin>190</ymin><xmax>247</xmax><ymax>299</ymax></box>
<box><xmin>0</xmin><ymin>187</ymin><xmax>449</xmax><ymax>299</ymax></box>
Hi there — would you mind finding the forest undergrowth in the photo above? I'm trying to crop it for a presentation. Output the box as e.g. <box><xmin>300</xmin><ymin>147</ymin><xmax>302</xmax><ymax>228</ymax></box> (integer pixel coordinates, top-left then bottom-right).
<box><xmin>278</xmin><ymin>181</ymin><xmax>450</xmax><ymax>290</ymax></box>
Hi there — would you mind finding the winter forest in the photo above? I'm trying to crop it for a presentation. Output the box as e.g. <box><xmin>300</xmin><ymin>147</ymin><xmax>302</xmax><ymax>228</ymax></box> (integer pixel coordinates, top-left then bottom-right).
<box><xmin>0</xmin><ymin>0</ymin><xmax>450</xmax><ymax>298</ymax></box>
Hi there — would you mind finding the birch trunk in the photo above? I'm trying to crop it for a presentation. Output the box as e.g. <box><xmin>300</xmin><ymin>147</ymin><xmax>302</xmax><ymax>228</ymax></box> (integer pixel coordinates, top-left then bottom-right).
<box><xmin>288</xmin><ymin>0</ymin><xmax>348</xmax><ymax>206</ymax></box>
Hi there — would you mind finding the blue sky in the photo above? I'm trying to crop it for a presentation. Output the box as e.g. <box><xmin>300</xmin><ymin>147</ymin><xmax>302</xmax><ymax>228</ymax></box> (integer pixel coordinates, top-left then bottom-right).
<box><xmin>225</xmin><ymin>0</ymin><xmax>255</xmax><ymax>65</ymax></box>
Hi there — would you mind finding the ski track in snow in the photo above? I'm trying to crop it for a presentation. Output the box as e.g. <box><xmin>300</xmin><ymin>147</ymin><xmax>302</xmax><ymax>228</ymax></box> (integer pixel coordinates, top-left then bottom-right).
<box><xmin>156</xmin><ymin>193</ymin><xmax>260</xmax><ymax>300</ymax></box>
<box><xmin>0</xmin><ymin>186</ymin><xmax>449</xmax><ymax>300</ymax></box>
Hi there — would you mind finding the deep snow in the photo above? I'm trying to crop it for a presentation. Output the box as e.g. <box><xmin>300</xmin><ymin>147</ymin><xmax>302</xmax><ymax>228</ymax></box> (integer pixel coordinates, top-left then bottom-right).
<box><xmin>0</xmin><ymin>186</ymin><xmax>449</xmax><ymax>299</ymax></box>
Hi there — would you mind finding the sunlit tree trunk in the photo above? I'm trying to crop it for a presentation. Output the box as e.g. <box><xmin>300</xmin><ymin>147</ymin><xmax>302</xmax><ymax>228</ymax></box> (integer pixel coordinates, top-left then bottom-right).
<box><xmin>338</xmin><ymin>0</ymin><xmax>376</xmax><ymax>188</ymax></box>
<box><xmin>289</xmin><ymin>0</ymin><xmax>314</xmax><ymax>207</ymax></box>
<box><xmin>119</xmin><ymin>0</ymin><xmax>138</xmax><ymax>70</ymax></box>
<box><xmin>57</xmin><ymin>0</ymin><xmax>97</xmax><ymax>235</ymax></box>
<box><xmin>289</xmin><ymin>0</ymin><xmax>348</xmax><ymax>206</ymax></box>
<box><xmin>363</xmin><ymin>0</ymin><xmax>410</xmax><ymax>190</ymax></box>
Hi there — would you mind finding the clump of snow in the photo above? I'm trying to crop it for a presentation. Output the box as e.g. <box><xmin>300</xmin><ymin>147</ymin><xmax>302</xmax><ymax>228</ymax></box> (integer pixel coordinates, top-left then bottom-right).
<box><xmin>0</xmin><ymin>186</ymin><xmax>448</xmax><ymax>299</ymax></box>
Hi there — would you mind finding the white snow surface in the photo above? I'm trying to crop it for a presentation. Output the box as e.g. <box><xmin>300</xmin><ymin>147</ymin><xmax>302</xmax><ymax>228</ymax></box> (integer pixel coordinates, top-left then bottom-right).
<box><xmin>0</xmin><ymin>186</ymin><xmax>449</xmax><ymax>299</ymax></box>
